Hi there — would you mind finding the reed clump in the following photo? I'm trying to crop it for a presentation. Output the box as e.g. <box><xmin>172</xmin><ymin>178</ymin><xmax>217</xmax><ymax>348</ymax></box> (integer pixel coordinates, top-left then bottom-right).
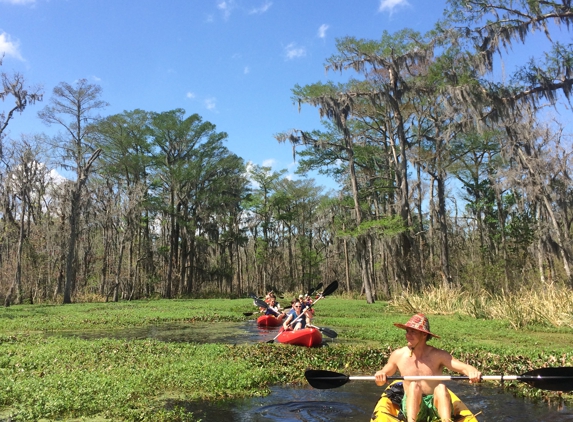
<box><xmin>391</xmin><ymin>283</ymin><xmax>573</xmax><ymax>329</ymax></box>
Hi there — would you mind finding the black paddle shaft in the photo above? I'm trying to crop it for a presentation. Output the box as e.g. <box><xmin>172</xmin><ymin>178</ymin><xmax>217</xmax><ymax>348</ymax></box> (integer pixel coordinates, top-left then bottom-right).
<box><xmin>305</xmin><ymin>367</ymin><xmax>573</xmax><ymax>391</ymax></box>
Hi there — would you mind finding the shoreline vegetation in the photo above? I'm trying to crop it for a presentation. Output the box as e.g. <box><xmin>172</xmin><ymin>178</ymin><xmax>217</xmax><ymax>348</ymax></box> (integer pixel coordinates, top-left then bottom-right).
<box><xmin>1</xmin><ymin>286</ymin><xmax>573</xmax><ymax>421</ymax></box>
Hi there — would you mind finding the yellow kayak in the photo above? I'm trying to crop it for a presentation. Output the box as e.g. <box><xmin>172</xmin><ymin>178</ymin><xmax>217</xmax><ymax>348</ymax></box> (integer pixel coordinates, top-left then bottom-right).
<box><xmin>370</xmin><ymin>381</ymin><xmax>478</xmax><ymax>422</ymax></box>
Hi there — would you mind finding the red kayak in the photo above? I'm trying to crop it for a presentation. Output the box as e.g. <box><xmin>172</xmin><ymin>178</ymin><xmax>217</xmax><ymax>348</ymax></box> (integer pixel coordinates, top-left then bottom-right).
<box><xmin>276</xmin><ymin>327</ymin><xmax>323</xmax><ymax>347</ymax></box>
<box><xmin>257</xmin><ymin>314</ymin><xmax>283</xmax><ymax>327</ymax></box>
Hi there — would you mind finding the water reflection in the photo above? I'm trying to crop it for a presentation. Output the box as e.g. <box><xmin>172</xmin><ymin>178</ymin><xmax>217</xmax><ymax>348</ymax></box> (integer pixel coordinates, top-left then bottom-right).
<box><xmin>181</xmin><ymin>382</ymin><xmax>573</xmax><ymax>421</ymax></box>
<box><xmin>44</xmin><ymin>320</ymin><xmax>279</xmax><ymax>344</ymax></box>
<box><xmin>172</xmin><ymin>383</ymin><xmax>378</xmax><ymax>421</ymax></box>
<box><xmin>45</xmin><ymin>319</ymin><xmax>359</xmax><ymax>347</ymax></box>
<box><xmin>454</xmin><ymin>382</ymin><xmax>573</xmax><ymax>421</ymax></box>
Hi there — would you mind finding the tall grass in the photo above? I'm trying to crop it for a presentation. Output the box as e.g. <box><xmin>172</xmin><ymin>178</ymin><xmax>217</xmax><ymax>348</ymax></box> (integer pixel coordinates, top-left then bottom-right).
<box><xmin>392</xmin><ymin>283</ymin><xmax>573</xmax><ymax>329</ymax></box>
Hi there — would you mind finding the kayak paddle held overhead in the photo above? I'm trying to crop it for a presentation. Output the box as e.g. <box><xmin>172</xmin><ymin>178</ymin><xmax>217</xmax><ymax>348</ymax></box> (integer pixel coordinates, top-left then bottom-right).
<box><xmin>253</xmin><ymin>297</ymin><xmax>269</xmax><ymax>309</ymax></box>
<box><xmin>304</xmin><ymin>367</ymin><xmax>573</xmax><ymax>391</ymax></box>
<box><xmin>243</xmin><ymin>294</ymin><xmax>271</xmax><ymax>317</ymax></box>
<box><xmin>307</xmin><ymin>282</ymin><xmax>323</xmax><ymax>297</ymax></box>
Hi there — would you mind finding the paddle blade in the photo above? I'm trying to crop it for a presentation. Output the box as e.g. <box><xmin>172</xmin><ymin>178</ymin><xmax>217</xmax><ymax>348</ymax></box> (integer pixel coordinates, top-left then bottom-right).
<box><xmin>307</xmin><ymin>282</ymin><xmax>323</xmax><ymax>296</ymax></box>
<box><xmin>248</xmin><ymin>292</ymin><xmax>258</xmax><ymax>300</ymax></box>
<box><xmin>321</xmin><ymin>280</ymin><xmax>339</xmax><ymax>297</ymax></box>
<box><xmin>305</xmin><ymin>369</ymin><xmax>349</xmax><ymax>389</ymax></box>
<box><xmin>253</xmin><ymin>298</ymin><xmax>268</xmax><ymax>309</ymax></box>
<box><xmin>319</xmin><ymin>327</ymin><xmax>338</xmax><ymax>339</ymax></box>
<box><xmin>521</xmin><ymin>367</ymin><xmax>573</xmax><ymax>391</ymax></box>
<box><xmin>243</xmin><ymin>312</ymin><xmax>254</xmax><ymax>316</ymax></box>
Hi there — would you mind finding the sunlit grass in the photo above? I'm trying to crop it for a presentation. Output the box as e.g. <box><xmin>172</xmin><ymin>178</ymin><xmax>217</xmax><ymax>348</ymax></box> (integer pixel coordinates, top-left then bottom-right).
<box><xmin>391</xmin><ymin>283</ymin><xmax>573</xmax><ymax>330</ymax></box>
<box><xmin>0</xmin><ymin>335</ymin><xmax>267</xmax><ymax>421</ymax></box>
<box><xmin>0</xmin><ymin>298</ymin><xmax>251</xmax><ymax>332</ymax></box>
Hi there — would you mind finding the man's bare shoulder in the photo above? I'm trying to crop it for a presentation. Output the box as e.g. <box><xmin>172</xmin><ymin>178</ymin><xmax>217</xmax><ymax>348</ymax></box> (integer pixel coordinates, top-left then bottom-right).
<box><xmin>426</xmin><ymin>345</ymin><xmax>453</xmax><ymax>361</ymax></box>
<box><xmin>390</xmin><ymin>346</ymin><xmax>412</xmax><ymax>358</ymax></box>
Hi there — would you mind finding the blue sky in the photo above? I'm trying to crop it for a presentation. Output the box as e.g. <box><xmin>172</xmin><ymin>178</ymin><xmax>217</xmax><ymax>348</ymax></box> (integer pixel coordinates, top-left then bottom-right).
<box><xmin>4</xmin><ymin>0</ymin><xmax>564</xmax><ymax>190</ymax></box>
<box><xmin>0</xmin><ymin>0</ymin><xmax>449</xmax><ymax>187</ymax></box>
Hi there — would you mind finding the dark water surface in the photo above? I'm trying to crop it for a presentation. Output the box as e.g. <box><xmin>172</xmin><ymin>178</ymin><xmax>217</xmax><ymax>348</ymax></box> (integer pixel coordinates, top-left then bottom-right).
<box><xmin>182</xmin><ymin>382</ymin><xmax>573</xmax><ymax>422</ymax></box>
<box><xmin>47</xmin><ymin>321</ymin><xmax>573</xmax><ymax>421</ymax></box>
<box><xmin>44</xmin><ymin>319</ymin><xmax>349</xmax><ymax>345</ymax></box>
<box><xmin>45</xmin><ymin>319</ymin><xmax>275</xmax><ymax>344</ymax></box>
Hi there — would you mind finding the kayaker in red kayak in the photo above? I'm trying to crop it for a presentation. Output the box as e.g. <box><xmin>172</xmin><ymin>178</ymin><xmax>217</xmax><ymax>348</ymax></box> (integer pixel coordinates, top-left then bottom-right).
<box><xmin>374</xmin><ymin>313</ymin><xmax>482</xmax><ymax>422</ymax></box>
<box><xmin>282</xmin><ymin>299</ymin><xmax>312</xmax><ymax>331</ymax></box>
<box><xmin>262</xmin><ymin>294</ymin><xmax>285</xmax><ymax>319</ymax></box>
<box><xmin>259</xmin><ymin>292</ymin><xmax>285</xmax><ymax>316</ymax></box>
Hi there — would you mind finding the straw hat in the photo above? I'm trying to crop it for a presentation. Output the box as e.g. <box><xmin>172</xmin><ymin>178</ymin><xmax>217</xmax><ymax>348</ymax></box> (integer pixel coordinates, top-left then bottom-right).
<box><xmin>393</xmin><ymin>313</ymin><xmax>440</xmax><ymax>339</ymax></box>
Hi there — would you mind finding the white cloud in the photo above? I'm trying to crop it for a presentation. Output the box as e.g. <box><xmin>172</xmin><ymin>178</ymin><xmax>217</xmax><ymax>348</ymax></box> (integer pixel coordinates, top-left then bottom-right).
<box><xmin>0</xmin><ymin>32</ymin><xmax>24</xmax><ymax>61</ymax></box>
<box><xmin>245</xmin><ymin>161</ymin><xmax>255</xmax><ymax>174</ymax></box>
<box><xmin>317</xmin><ymin>24</ymin><xmax>329</xmax><ymax>39</ymax></box>
<box><xmin>249</xmin><ymin>1</ymin><xmax>272</xmax><ymax>15</ymax></box>
<box><xmin>217</xmin><ymin>0</ymin><xmax>235</xmax><ymax>20</ymax></box>
<box><xmin>244</xmin><ymin>160</ymin><xmax>279</xmax><ymax>188</ymax></box>
<box><xmin>244</xmin><ymin>161</ymin><xmax>260</xmax><ymax>188</ymax></box>
<box><xmin>284</xmin><ymin>43</ymin><xmax>306</xmax><ymax>60</ymax></box>
<box><xmin>49</xmin><ymin>168</ymin><xmax>67</xmax><ymax>185</ymax></box>
<box><xmin>286</xmin><ymin>161</ymin><xmax>299</xmax><ymax>181</ymax></box>
<box><xmin>204</xmin><ymin>97</ymin><xmax>217</xmax><ymax>111</ymax></box>
<box><xmin>186</xmin><ymin>92</ymin><xmax>196</xmax><ymax>99</ymax></box>
<box><xmin>379</xmin><ymin>0</ymin><xmax>410</xmax><ymax>13</ymax></box>
<box><xmin>244</xmin><ymin>66</ymin><xmax>250</xmax><ymax>74</ymax></box>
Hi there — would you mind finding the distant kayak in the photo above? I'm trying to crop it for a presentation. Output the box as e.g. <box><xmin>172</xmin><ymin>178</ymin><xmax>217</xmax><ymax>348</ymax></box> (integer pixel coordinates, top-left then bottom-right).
<box><xmin>370</xmin><ymin>381</ymin><xmax>478</xmax><ymax>422</ymax></box>
<box><xmin>276</xmin><ymin>327</ymin><xmax>323</xmax><ymax>347</ymax></box>
<box><xmin>257</xmin><ymin>314</ymin><xmax>282</xmax><ymax>327</ymax></box>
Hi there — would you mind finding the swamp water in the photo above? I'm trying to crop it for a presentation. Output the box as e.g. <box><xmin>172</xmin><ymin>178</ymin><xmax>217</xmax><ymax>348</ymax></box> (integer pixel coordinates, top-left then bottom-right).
<box><xmin>180</xmin><ymin>382</ymin><xmax>573</xmax><ymax>421</ymax></box>
<box><xmin>48</xmin><ymin>321</ymin><xmax>573</xmax><ymax>421</ymax></box>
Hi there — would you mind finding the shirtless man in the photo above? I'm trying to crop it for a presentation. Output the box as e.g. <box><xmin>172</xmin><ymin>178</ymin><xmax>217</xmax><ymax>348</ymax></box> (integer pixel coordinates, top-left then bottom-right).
<box><xmin>375</xmin><ymin>313</ymin><xmax>481</xmax><ymax>422</ymax></box>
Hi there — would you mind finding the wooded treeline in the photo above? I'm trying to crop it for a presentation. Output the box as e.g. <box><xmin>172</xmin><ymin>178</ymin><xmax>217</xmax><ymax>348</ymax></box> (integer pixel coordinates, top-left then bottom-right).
<box><xmin>1</xmin><ymin>1</ymin><xmax>572</xmax><ymax>305</ymax></box>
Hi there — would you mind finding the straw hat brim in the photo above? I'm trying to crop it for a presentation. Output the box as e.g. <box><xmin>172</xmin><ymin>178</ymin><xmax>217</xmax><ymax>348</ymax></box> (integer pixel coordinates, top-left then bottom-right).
<box><xmin>393</xmin><ymin>322</ymin><xmax>440</xmax><ymax>339</ymax></box>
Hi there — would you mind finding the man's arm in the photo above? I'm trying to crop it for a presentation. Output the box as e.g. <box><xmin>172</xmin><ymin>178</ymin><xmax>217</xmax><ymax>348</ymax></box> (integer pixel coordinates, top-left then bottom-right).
<box><xmin>443</xmin><ymin>353</ymin><xmax>482</xmax><ymax>383</ymax></box>
<box><xmin>375</xmin><ymin>350</ymin><xmax>400</xmax><ymax>386</ymax></box>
